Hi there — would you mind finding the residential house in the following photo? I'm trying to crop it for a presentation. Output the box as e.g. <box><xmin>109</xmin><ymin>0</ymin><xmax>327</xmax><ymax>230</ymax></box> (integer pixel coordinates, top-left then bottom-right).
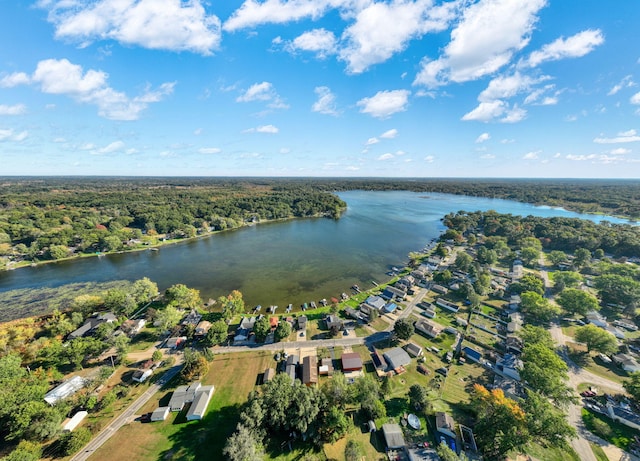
<box><xmin>239</xmin><ymin>316</ymin><xmax>257</xmax><ymax>330</ymax></box>
<box><xmin>431</xmin><ymin>284</ymin><xmax>449</xmax><ymax>295</ymax></box>
<box><xmin>505</xmin><ymin>336</ymin><xmax>524</xmax><ymax>355</ymax></box>
<box><xmin>169</xmin><ymin>385</ymin><xmax>189</xmax><ymax>412</ymax></box>
<box><xmin>383</xmin><ymin>347</ymin><xmax>411</xmax><ymax>371</ymax></box>
<box><xmin>496</xmin><ymin>353</ymin><xmax>522</xmax><ymax>381</ymax></box>
<box><xmin>194</xmin><ymin>320</ymin><xmax>212</xmax><ymax>337</ymax></box>
<box><xmin>613</xmin><ymin>354</ymin><xmax>640</xmax><ymax>373</ymax></box>
<box><xmin>586</xmin><ymin>310</ymin><xmax>608</xmax><ymax>328</ymax></box>
<box><xmin>436</xmin><ymin>298</ymin><xmax>459</xmax><ymax>313</ymax></box>
<box><xmin>186</xmin><ymin>385</ymin><xmax>215</xmax><ymax>421</ymax></box>
<box><xmin>383</xmin><ymin>303</ymin><xmax>398</xmax><ymax>314</ymax></box>
<box><xmin>269</xmin><ymin>316</ymin><xmax>279</xmax><ymax>330</ymax></box>
<box><xmin>165</xmin><ymin>336</ymin><xmax>187</xmax><ymax>349</ymax></box>
<box><xmin>511</xmin><ymin>260</ymin><xmax>524</xmax><ymax>280</ymax></box>
<box><xmin>132</xmin><ymin>369</ymin><xmax>153</xmax><ymax>383</ymax></box>
<box><xmin>508</xmin><ymin>295</ymin><xmax>521</xmax><ymax>310</ymax></box>
<box><xmin>371</xmin><ymin>349</ymin><xmax>388</xmax><ymax>372</ymax></box>
<box><xmin>302</xmin><ymin>355</ymin><xmax>318</xmax><ymax>386</ymax></box>
<box><xmin>68</xmin><ymin>312</ymin><xmax>118</xmax><ymax>339</ymax></box>
<box><xmin>44</xmin><ymin>376</ymin><xmax>87</xmax><ymax>405</ymax></box>
<box><xmin>150</xmin><ymin>407</ymin><xmax>170</xmax><ymax>422</ymax></box>
<box><xmin>436</xmin><ymin>412</ymin><xmax>457</xmax><ymax>439</ymax></box>
<box><xmin>414</xmin><ymin>319</ymin><xmax>443</xmax><ymax>339</ymax></box>
<box><xmin>286</xmin><ymin>364</ymin><xmax>297</xmax><ymax>382</ymax></box>
<box><xmin>325</xmin><ymin>314</ymin><xmax>343</xmax><ymax>331</ymax></box>
<box><xmin>381</xmin><ymin>286</ymin><xmax>406</xmax><ymax>301</ymax></box>
<box><xmin>341</xmin><ymin>352</ymin><xmax>363</xmax><ymax>372</ymax></box>
<box><xmin>344</xmin><ymin>307</ymin><xmax>361</xmax><ymax>320</ymax></box>
<box><xmin>120</xmin><ymin>319</ymin><xmax>146</xmax><ymax>337</ymax></box>
<box><xmin>63</xmin><ymin>411</ymin><xmax>88</xmax><ymax>432</ymax></box>
<box><xmin>462</xmin><ymin>346</ymin><xmax>482</xmax><ymax>363</ymax></box>
<box><xmin>297</xmin><ymin>315</ymin><xmax>307</xmax><ymax>331</ymax></box>
<box><xmin>181</xmin><ymin>309</ymin><xmax>202</xmax><ymax>326</ymax></box>
<box><xmin>319</xmin><ymin>358</ymin><xmax>334</xmax><ymax>376</ymax></box>
<box><xmin>363</xmin><ymin>295</ymin><xmax>386</xmax><ymax>311</ymax></box>
<box><xmin>404</xmin><ymin>343</ymin><xmax>423</xmax><ymax>358</ymax></box>
<box><xmin>263</xmin><ymin>367</ymin><xmax>276</xmax><ymax>383</ymax></box>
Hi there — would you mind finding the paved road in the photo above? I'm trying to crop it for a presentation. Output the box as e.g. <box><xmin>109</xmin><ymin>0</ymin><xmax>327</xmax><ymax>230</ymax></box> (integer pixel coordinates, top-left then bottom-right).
<box><xmin>71</xmin><ymin>362</ymin><xmax>183</xmax><ymax>461</ymax></box>
<box><xmin>540</xmin><ymin>256</ymin><xmax>636</xmax><ymax>461</ymax></box>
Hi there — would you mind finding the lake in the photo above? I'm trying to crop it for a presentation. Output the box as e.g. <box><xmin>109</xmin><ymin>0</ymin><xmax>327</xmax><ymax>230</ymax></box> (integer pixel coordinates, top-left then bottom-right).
<box><xmin>0</xmin><ymin>191</ymin><xmax>631</xmax><ymax>309</ymax></box>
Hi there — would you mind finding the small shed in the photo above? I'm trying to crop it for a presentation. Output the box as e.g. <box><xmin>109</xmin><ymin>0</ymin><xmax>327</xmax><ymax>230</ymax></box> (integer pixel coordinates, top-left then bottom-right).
<box><xmin>382</xmin><ymin>423</ymin><xmax>406</xmax><ymax>450</ymax></box>
<box><xmin>63</xmin><ymin>411</ymin><xmax>88</xmax><ymax>432</ymax></box>
<box><xmin>132</xmin><ymin>369</ymin><xmax>153</xmax><ymax>383</ymax></box>
<box><xmin>404</xmin><ymin>343</ymin><xmax>423</xmax><ymax>358</ymax></box>
<box><xmin>151</xmin><ymin>406</ymin><xmax>170</xmax><ymax>422</ymax></box>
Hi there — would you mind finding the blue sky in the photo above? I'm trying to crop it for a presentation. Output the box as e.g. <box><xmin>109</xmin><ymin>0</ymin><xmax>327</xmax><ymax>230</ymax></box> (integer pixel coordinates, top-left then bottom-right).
<box><xmin>0</xmin><ymin>0</ymin><xmax>639</xmax><ymax>177</ymax></box>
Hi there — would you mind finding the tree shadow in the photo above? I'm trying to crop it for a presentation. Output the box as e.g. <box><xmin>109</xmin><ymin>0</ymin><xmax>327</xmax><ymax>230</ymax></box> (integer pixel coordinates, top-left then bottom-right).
<box><xmin>385</xmin><ymin>397</ymin><xmax>410</xmax><ymax>418</ymax></box>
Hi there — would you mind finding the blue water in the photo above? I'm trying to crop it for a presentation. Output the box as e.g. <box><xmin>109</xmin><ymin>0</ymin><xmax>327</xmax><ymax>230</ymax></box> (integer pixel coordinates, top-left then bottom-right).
<box><xmin>0</xmin><ymin>191</ymin><xmax>632</xmax><ymax>309</ymax></box>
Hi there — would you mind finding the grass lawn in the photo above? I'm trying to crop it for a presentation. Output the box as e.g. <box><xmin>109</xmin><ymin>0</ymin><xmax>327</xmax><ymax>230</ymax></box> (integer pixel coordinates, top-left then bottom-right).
<box><xmin>368</xmin><ymin>317</ymin><xmax>392</xmax><ymax>332</ymax></box>
<box><xmin>567</xmin><ymin>351</ymin><xmax>628</xmax><ymax>385</ymax></box>
<box><xmin>516</xmin><ymin>442</ymin><xmax>581</xmax><ymax>461</ymax></box>
<box><xmin>589</xmin><ymin>442</ymin><xmax>610</xmax><ymax>461</ymax></box>
<box><xmin>89</xmin><ymin>351</ymin><xmax>273</xmax><ymax>461</ymax></box>
<box><xmin>582</xmin><ymin>408</ymin><xmax>636</xmax><ymax>451</ymax></box>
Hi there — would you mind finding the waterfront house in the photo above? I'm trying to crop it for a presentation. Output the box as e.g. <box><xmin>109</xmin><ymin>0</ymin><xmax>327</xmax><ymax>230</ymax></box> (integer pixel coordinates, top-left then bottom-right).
<box><xmin>68</xmin><ymin>312</ymin><xmax>117</xmax><ymax>339</ymax></box>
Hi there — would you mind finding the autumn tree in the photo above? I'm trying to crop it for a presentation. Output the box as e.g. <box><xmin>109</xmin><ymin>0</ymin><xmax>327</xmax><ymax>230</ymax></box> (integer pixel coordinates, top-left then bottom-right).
<box><xmin>181</xmin><ymin>349</ymin><xmax>209</xmax><ymax>381</ymax></box>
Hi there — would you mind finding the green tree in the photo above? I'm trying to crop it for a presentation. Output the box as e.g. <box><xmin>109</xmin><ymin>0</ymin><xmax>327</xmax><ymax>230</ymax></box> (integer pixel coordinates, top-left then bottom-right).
<box><xmin>520</xmin><ymin>343</ymin><xmax>573</xmax><ymax>405</ymax></box>
<box><xmin>322</xmin><ymin>405</ymin><xmax>351</xmax><ymax>442</ymax></box>
<box><xmin>218</xmin><ymin>290</ymin><xmax>245</xmax><ymax>319</ymax></box>
<box><xmin>154</xmin><ymin>305</ymin><xmax>182</xmax><ymax>332</ymax></box>
<box><xmin>102</xmin><ymin>235</ymin><xmax>122</xmax><ymax>252</ymax></box>
<box><xmin>223</xmin><ymin>424</ymin><xmax>264</xmax><ymax>461</ymax></box>
<box><xmin>548</xmin><ymin>250</ymin><xmax>568</xmax><ymax>266</ymax></box>
<box><xmin>252</xmin><ymin>316</ymin><xmax>270</xmax><ymax>343</ymax></box>
<box><xmin>436</xmin><ymin>442</ymin><xmax>468</xmax><ymax>461</ymax></box>
<box><xmin>322</xmin><ymin>372</ymin><xmax>351</xmax><ymax>409</ymax></box>
<box><xmin>520</xmin><ymin>247</ymin><xmax>540</xmax><ymax>267</ymax></box>
<box><xmin>152</xmin><ymin>349</ymin><xmax>163</xmax><ymax>362</ymax></box>
<box><xmin>574</xmin><ymin>324</ymin><xmax>618</xmax><ymax>354</ymax></box>
<box><xmin>59</xmin><ymin>427</ymin><xmax>92</xmax><ymax>456</ymax></box>
<box><xmin>48</xmin><ymin>244</ymin><xmax>69</xmax><ymax>260</ymax></box>
<box><xmin>274</xmin><ymin>321</ymin><xmax>291</xmax><ymax>342</ymax></box>
<box><xmin>203</xmin><ymin>320</ymin><xmax>228</xmax><ymax>346</ymax></box>
<box><xmin>131</xmin><ymin>277</ymin><xmax>159</xmax><ymax>305</ymax></box>
<box><xmin>556</xmin><ymin>288</ymin><xmax>599</xmax><ymax>316</ymax></box>
<box><xmin>511</xmin><ymin>274</ymin><xmax>545</xmax><ymax>295</ymax></box>
<box><xmin>454</xmin><ymin>252</ymin><xmax>473</xmax><ymax>272</ymax></box>
<box><xmin>552</xmin><ymin>271</ymin><xmax>582</xmax><ymax>292</ymax></box>
<box><xmin>476</xmin><ymin>246</ymin><xmax>498</xmax><ymax>265</ymax></box>
<box><xmin>408</xmin><ymin>384</ymin><xmax>429</xmax><ymax>411</ymax></box>
<box><xmin>574</xmin><ymin>248</ymin><xmax>592</xmax><ymax>268</ymax></box>
<box><xmin>624</xmin><ymin>372</ymin><xmax>640</xmax><ymax>402</ymax></box>
<box><xmin>393</xmin><ymin>318</ymin><xmax>414</xmax><ymax>341</ymax></box>
<box><xmin>518</xmin><ymin>325</ymin><xmax>554</xmax><ymax>349</ymax></box>
<box><xmin>2</xmin><ymin>440</ymin><xmax>43</xmax><ymax>461</ymax></box>
<box><xmin>520</xmin><ymin>291</ymin><xmax>560</xmax><ymax>324</ymax></box>
<box><xmin>181</xmin><ymin>349</ymin><xmax>209</xmax><ymax>381</ymax></box>
<box><xmin>595</xmin><ymin>274</ymin><xmax>640</xmax><ymax>309</ymax></box>
<box><xmin>433</xmin><ymin>269</ymin><xmax>452</xmax><ymax>284</ymax></box>
<box><xmin>345</xmin><ymin>440</ymin><xmax>363</xmax><ymax>461</ymax></box>
<box><xmin>165</xmin><ymin>284</ymin><xmax>201</xmax><ymax>309</ymax></box>
<box><xmin>521</xmin><ymin>390</ymin><xmax>576</xmax><ymax>446</ymax></box>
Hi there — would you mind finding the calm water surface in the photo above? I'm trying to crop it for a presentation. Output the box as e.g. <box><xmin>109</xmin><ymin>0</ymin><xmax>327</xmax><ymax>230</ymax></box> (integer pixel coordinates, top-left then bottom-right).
<box><xmin>0</xmin><ymin>191</ymin><xmax>631</xmax><ymax>309</ymax></box>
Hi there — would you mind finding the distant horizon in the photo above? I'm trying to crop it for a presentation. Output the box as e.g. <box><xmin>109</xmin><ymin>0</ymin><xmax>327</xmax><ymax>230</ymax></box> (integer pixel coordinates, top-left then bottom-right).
<box><xmin>1</xmin><ymin>1</ymin><xmax>639</xmax><ymax>177</ymax></box>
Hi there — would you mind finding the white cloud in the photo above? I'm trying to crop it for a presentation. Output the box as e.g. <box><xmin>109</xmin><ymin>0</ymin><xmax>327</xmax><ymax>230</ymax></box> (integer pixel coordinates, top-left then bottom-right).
<box><xmin>523</xmin><ymin>150</ymin><xmax>540</xmax><ymax>160</ymax></box>
<box><xmin>501</xmin><ymin>106</ymin><xmax>527</xmax><ymax>123</ymax></box>
<box><xmin>7</xmin><ymin>58</ymin><xmax>174</xmax><ymax>120</ymax></box>
<box><xmin>0</xmin><ymin>129</ymin><xmax>28</xmax><ymax>142</ymax></box>
<box><xmin>415</xmin><ymin>0</ymin><xmax>546</xmax><ymax>87</ymax></box>
<box><xmin>53</xmin><ymin>137</ymin><xmax>66</xmax><ymax>143</ymax></box>
<box><xmin>594</xmin><ymin>130</ymin><xmax>640</xmax><ymax>144</ymax></box>
<box><xmin>480</xmin><ymin>153</ymin><xmax>495</xmax><ymax>159</ymax></box>
<box><xmin>357</xmin><ymin>89</ymin><xmax>410</xmax><ymax>119</ymax></box>
<box><xmin>609</xmin><ymin>148</ymin><xmax>630</xmax><ymax>155</ymax></box>
<box><xmin>608</xmin><ymin>75</ymin><xmax>634</xmax><ymax>96</ymax></box>
<box><xmin>237</xmin><ymin>81</ymin><xmax>288</xmax><ymax>109</ymax></box>
<box><xmin>289</xmin><ymin>29</ymin><xmax>336</xmax><ymax>58</ymax></box>
<box><xmin>0</xmin><ymin>72</ymin><xmax>30</xmax><ymax>87</ymax></box>
<box><xmin>194</xmin><ymin>128</ymin><xmax>202</xmax><ymax>135</ymax></box>
<box><xmin>566</xmin><ymin>154</ymin><xmax>596</xmax><ymax>161</ymax></box>
<box><xmin>462</xmin><ymin>101</ymin><xmax>505</xmax><ymax>122</ymax></box>
<box><xmin>198</xmin><ymin>147</ymin><xmax>222</xmax><ymax>154</ymax></box>
<box><xmin>540</xmin><ymin>96</ymin><xmax>557</xmax><ymax>105</ymax></box>
<box><xmin>224</xmin><ymin>0</ymin><xmax>344</xmax><ymax>32</ymax></box>
<box><xmin>380</xmin><ymin>129</ymin><xmax>398</xmax><ymax>139</ymax></box>
<box><xmin>475</xmin><ymin>132</ymin><xmax>490</xmax><ymax>143</ymax></box>
<box><xmin>79</xmin><ymin>143</ymin><xmax>96</xmax><ymax>150</ymax></box>
<box><xmin>479</xmin><ymin>73</ymin><xmax>543</xmax><ymax>102</ymax></box>
<box><xmin>41</xmin><ymin>0</ymin><xmax>221</xmax><ymax>55</ymax></box>
<box><xmin>424</xmin><ymin>155</ymin><xmax>435</xmax><ymax>163</ymax></box>
<box><xmin>0</xmin><ymin>104</ymin><xmax>27</xmax><ymax>115</ymax></box>
<box><xmin>378</xmin><ymin>153</ymin><xmax>394</xmax><ymax>161</ymax></box>
<box><xmin>312</xmin><ymin>86</ymin><xmax>339</xmax><ymax>116</ymax></box>
<box><xmin>525</xmin><ymin>29</ymin><xmax>604</xmax><ymax>67</ymax></box>
<box><xmin>96</xmin><ymin>140</ymin><xmax>125</xmax><ymax>154</ymax></box>
<box><xmin>365</xmin><ymin>137</ymin><xmax>379</xmax><ymax>145</ymax></box>
<box><xmin>630</xmin><ymin>92</ymin><xmax>640</xmax><ymax>105</ymax></box>
<box><xmin>244</xmin><ymin>124</ymin><xmax>279</xmax><ymax>134</ymax></box>
<box><xmin>340</xmin><ymin>0</ymin><xmax>456</xmax><ymax>73</ymax></box>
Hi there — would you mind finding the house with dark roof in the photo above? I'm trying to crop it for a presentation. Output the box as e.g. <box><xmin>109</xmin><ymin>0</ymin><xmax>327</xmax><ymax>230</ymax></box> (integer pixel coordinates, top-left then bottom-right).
<box><xmin>496</xmin><ymin>353</ymin><xmax>522</xmax><ymax>381</ymax></box>
<box><xmin>181</xmin><ymin>309</ymin><xmax>202</xmax><ymax>326</ymax></box>
<box><xmin>297</xmin><ymin>315</ymin><xmax>307</xmax><ymax>331</ymax></box>
<box><xmin>325</xmin><ymin>314</ymin><xmax>343</xmax><ymax>331</ymax></box>
<box><xmin>341</xmin><ymin>352</ymin><xmax>363</xmax><ymax>372</ymax></box>
<box><xmin>381</xmin><ymin>286</ymin><xmax>406</xmax><ymax>300</ymax></box>
<box><xmin>436</xmin><ymin>298</ymin><xmax>459</xmax><ymax>313</ymax></box>
<box><xmin>68</xmin><ymin>312</ymin><xmax>117</xmax><ymax>339</ymax></box>
<box><xmin>462</xmin><ymin>346</ymin><xmax>482</xmax><ymax>363</ymax></box>
<box><xmin>404</xmin><ymin>343</ymin><xmax>423</xmax><ymax>357</ymax></box>
<box><xmin>371</xmin><ymin>349</ymin><xmax>387</xmax><ymax>371</ymax></box>
<box><xmin>302</xmin><ymin>355</ymin><xmax>318</xmax><ymax>386</ymax></box>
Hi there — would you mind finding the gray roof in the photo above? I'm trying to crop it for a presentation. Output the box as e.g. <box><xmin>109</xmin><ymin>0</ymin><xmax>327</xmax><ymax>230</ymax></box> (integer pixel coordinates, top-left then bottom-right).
<box><xmin>186</xmin><ymin>385</ymin><xmax>214</xmax><ymax>421</ymax></box>
<box><xmin>383</xmin><ymin>347</ymin><xmax>412</xmax><ymax>370</ymax></box>
<box><xmin>169</xmin><ymin>385</ymin><xmax>189</xmax><ymax>411</ymax></box>
<box><xmin>382</xmin><ymin>423</ymin><xmax>406</xmax><ymax>449</ymax></box>
<box><xmin>44</xmin><ymin>376</ymin><xmax>86</xmax><ymax>405</ymax></box>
